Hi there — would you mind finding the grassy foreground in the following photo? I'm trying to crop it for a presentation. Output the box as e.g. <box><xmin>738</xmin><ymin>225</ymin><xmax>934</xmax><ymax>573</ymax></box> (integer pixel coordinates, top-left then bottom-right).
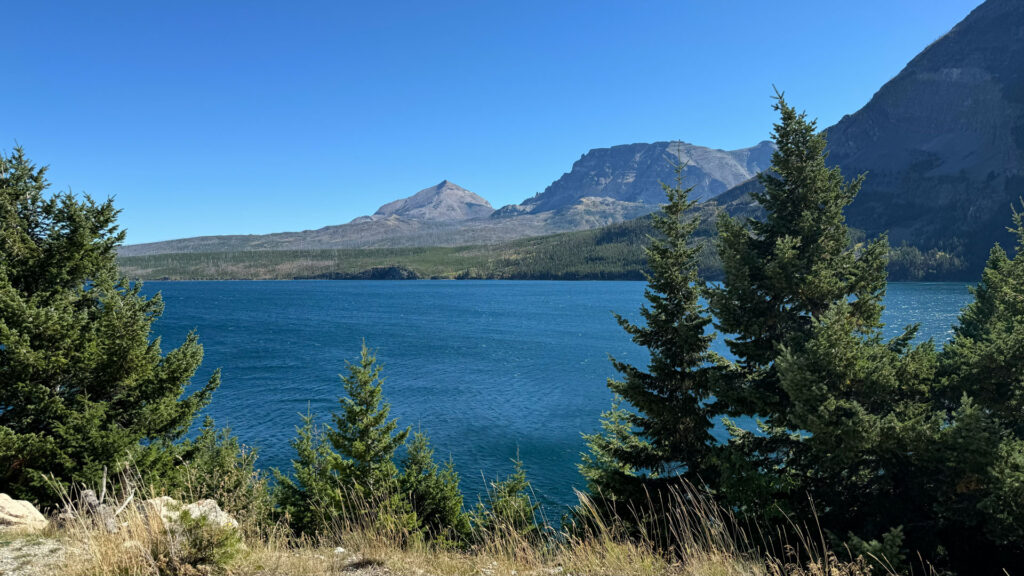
<box><xmin>8</xmin><ymin>476</ymin><xmax>885</xmax><ymax>576</ymax></box>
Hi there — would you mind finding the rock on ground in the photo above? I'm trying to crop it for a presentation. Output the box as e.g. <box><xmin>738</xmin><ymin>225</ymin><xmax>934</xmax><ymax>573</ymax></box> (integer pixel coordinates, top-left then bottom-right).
<box><xmin>142</xmin><ymin>496</ymin><xmax>238</xmax><ymax>531</ymax></box>
<box><xmin>0</xmin><ymin>494</ymin><xmax>47</xmax><ymax>532</ymax></box>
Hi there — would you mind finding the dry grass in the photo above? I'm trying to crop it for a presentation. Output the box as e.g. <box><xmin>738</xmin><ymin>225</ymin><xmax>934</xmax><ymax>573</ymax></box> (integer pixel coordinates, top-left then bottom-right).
<box><xmin>34</xmin><ymin>472</ymin><xmax>890</xmax><ymax>576</ymax></box>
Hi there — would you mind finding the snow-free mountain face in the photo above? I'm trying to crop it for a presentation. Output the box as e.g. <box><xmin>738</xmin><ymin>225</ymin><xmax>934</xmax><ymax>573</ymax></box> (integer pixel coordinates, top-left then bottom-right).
<box><xmin>120</xmin><ymin>140</ymin><xmax>779</xmax><ymax>256</ymax></box>
<box><xmin>510</xmin><ymin>140</ymin><xmax>774</xmax><ymax>214</ymax></box>
<box><xmin>715</xmin><ymin>0</ymin><xmax>1024</xmax><ymax>275</ymax></box>
<box><xmin>368</xmin><ymin>180</ymin><xmax>494</xmax><ymax>222</ymax></box>
<box><xmin>823</xmin><ymin>0</ymin><xmax>1024</xmax><ymax>271</ymax></box>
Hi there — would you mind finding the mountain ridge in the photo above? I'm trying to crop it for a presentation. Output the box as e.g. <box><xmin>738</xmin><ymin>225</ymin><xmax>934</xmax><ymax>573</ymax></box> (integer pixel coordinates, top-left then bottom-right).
<box><xmin>119</xmin><ymin>140</ymin><xmax>770</xmax><ymax>256</ymax></box>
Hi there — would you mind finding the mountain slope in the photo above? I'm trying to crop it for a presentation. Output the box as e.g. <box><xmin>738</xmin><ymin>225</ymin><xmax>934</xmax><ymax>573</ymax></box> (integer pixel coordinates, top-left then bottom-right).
<box><xmin>719</xmin><ymin>0</ymin><xmax>1023</xmax><ymax>274</ymax></box>
<box><xmin>119</xmin><ymin>198</ymin><xmax>958</xmax><ymax>282</ymax></box>
<box><xmin>833</xmin><ymin>0</ymin><xmax>1024</xmax><ymax>268</ymax></box>
<box><xmin>367</xmin><ymin>180</ymin><xmax>494</xmax><ymax>221</ymax></box>
<box><xmin>509</xmin><ymin>140</ymin><xmax>773</xmax><ymax>214</ymax></box>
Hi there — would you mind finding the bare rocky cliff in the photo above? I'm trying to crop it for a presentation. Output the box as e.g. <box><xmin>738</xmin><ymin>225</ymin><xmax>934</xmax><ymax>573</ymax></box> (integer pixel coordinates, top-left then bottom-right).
<box><xmin>369</xmin><ymin>180</ymin><xmax>494</xmax><ymax>222</ymax></box>
<box><xmin>828</xmin><ymin>0</ymin><xmax>1023</xmax><ymax>264</ymax></box>
<box><xmin>509</xmin><ymin>140</ymin><xmax>774</xmax><ymax>214</ymax></box>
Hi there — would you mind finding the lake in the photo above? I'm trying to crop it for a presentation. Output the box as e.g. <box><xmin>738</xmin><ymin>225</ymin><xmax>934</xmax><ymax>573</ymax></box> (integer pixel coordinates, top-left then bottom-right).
<box><xmin>145</xmin><ymin>280</ymin><xmax>973</xmax><ymax>509</ymax></box>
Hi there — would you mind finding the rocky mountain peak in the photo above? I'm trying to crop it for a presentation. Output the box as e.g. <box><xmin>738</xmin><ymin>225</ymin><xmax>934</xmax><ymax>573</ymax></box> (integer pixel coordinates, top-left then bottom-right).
<box><xmin>519</xmin><ymin>140</ymin><xmax>775</xmax><ymax>214</ymax></box>
<box><xmin>371</xmin><ymin>181</ymin><xmax>495</xmax><ymax>222</ymax></box>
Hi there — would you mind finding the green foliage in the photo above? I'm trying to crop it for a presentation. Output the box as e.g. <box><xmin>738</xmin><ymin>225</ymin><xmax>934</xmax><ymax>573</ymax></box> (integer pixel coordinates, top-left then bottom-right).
<box><xmin>473</xmin><ymin>457</ymin><xmax>543</xmax><ymax>541</ymax></box>
<box><xmin>580</xmin><ymin>165</ymin><xmax>721</xmax><ymax>504</ymax></box>
<box><xmin>578</xmin><ymin>396</ymin><xmax>647</xmax><ymax>502</ymax></box>
<box><xmin>153</xmin><ymin>504</ymin><xmax>243</xmax><ymax>576</ymax></box>
<box><xmin>328</xmin><ymin>345</ymin><xmax>410</xmax><ymax>496</ymax></box>
<box><xmin>846</xmin><ymin>526</ymin><xmax>907</xmax><ymax>571</ymax></box>
<box><xmin>275</xmin><ymin>345</ymin><xmax>472</xmax><ymax>545</ymax></box>
<box><xmin>928</xmin><ymin>204</ymin><xmax>1024</xmax><ymax>572</ymax></box>
<box><xmin>399</xmin><ymin>432</ymin><xmax>473</xmax><ymax>544</ymax></box>
<box><xmin>0</xmin><ymin>147</ymin><xmax>218</xmax><ymax>506</ymax></box>
<box><xmin>144</xmin><ymin>417</ymin><xmax>273</xmax><ymax>536</ymax></box>
<box><xmin>887</xmin><ymin>243</ymin><xmax>967</xmax><ymax>281</ymax></box>
<box><xmin>705</xmin><ymin>93</ymin><xmax>932</xmax><ymax>540</ymax></box>
<box><xmin>273</xmin><ymin>412</ymin><xmax>344</xmax><ymax>537</ymax></box>
<box><xmin>578</xmin><ymin>93</ymin><xmax>1024</xmax><ymax>574</ymax></box>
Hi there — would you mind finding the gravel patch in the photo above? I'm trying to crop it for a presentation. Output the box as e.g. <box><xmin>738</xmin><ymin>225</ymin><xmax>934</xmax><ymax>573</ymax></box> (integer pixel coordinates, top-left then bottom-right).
<box><xmin>0</xmin><ymin>530</ymin><xmax>67</xmax><ymax>576</ymax></box>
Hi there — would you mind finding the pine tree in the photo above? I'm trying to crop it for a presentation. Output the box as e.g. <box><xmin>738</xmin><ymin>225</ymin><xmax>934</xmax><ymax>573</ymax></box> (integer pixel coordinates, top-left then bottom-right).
<box><xmin>580</xmin><ymin>164</ymin><xmax>721</xmax><ymax>504</ymax></box>
<box><xmin>708</xmin><ymin>91</ymin><xmax>893</xmax><ymax>514</ymax></box>
<box><xmin>278</xmin><ymin>345</ymin><xmax>474</xmax><ymax>541</ymax></box>
<box><xmin>706</xmin><ymin>94</ymin><xmax>949</xmax><ymax>571</ymax></box>
<box><xmin>327</xmin><ymin>344</ymin><xmax>410</xmax><ymax>495</ymax></box>
<box><xmin>578</xmin><ymin>396</ymin><xmax>648</xmax><ymax>501</ymax></box>
<box><xmin>770</xmin><ymin>299</ymin><xmax>939</xmax><ymax>566</ymax></box>
<box><xmin>473</xmin><ymin>457</ymin><xmax>542</xmax><ymax>541</ymax></box>
<box><xmin>273</xmin><ymin>411</ymin><xmax>347</xmax><ymax>535</ymax></box>
<box><xmin>399</xmin><ymin>432</ymin><xmax>472</xmax><ymax>544</ymax></box>
<box><xmin>275</xmin><ymin>345</ymin><xmax>411</xmax><ymax>533</ymax></box>
<box><xmin>940</xmin><ymin>212</ymin><xmax>1024</xmax><ymax>430</ymax></box>
<box><xmin>930</xmin><ymin>206</ymin><xmax>1024</xmax><ymax>572</ymax></box>
<box><xmin>0</xmin><ymin>147</ymin><xmax>218</xmax><ymax>506</ymax></box>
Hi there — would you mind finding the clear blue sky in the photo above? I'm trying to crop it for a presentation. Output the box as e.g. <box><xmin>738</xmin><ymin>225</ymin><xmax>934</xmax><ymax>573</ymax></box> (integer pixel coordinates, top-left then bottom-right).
<box><xmin>4</xmin><ymin>1</ymin><xmax>983</xmax><ymax>244</ymax></box>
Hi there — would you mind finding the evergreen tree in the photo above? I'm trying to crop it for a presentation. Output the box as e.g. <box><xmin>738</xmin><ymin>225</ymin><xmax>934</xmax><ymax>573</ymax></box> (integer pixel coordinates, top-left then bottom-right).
<box><xmin>940</xmin><ymin>214</ymin><xmax>1024</xmax><ymax>430</ymax></box>
<box><xmin>929</xmin><ymin>206</ymin><xmax>1024</xmax><ymax>572</ymax></box>
<box><xmin>578</xmin><ymin>396</ymin><xmax>648</xmax><ymax>501</ymax></box>
<box><xmin>580</xmin><ymin>166</ymin><xmax>720</xmax><ymax>503</ymax></box>
<box><xmin>273</xmin><ymin>411</ymin><xmax>347</xmax><ymax>535</ymax></box>
<box><xmin>0</xmin><ymin>147</ymin><xmax>218</xmax><ymax>506</ymax></box>
<box><xmin>327</xmin><ymin>344</ymin><xmax>410</xmax><ymax>496</ymax></box>
<box><xmin>277</xmin><ymin>345</ymin><xmax>473</xmax><ymax>542</ymax></box>
<box><xmin>275</xmin><ymin>346</ymin><xmax>411</xmax><ymax>533</ymax></box>
<box><xmin>399</xmin><ymin>432</ymin><xmax>472</xmax><ymax>544</ymax></box>
<box><xmin>708</xmin><ymin>91</ymin><xmax>893</xmax><ymax>515</ymax></box>
<box><xmin>705</xmin><ymin>95</ymin><xmax>958</xmax><ymax>573</ymax></box>
<box><xmin>473</xmin><ymin>457</ymin><xmax>542</xmax><ymax>541</ymax></box>
<box><xmin>771</xmin><ymin>300</ymin><xmax>939</xmax><ymax>566</ymax></box>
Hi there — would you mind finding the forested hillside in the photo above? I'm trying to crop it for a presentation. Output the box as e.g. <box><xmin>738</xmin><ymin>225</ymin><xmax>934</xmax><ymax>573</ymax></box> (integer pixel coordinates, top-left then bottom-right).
<box><xmin>119</xmin><ymin>203</ymin><xmax>963</xmax><ymax>281</ymax></box>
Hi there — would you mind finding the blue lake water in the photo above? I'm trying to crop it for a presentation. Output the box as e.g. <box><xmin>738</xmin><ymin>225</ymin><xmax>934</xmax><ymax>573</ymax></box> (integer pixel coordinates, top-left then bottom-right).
<box><xmin>145</xmin><ymin>280</ymin><xmax>973</xmax><ymax>509</ymax></box>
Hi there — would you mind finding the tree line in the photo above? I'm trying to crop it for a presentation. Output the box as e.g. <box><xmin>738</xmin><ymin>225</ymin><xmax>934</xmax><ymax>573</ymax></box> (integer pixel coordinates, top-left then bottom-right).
<box><xmin>116</xmin><ymin>209</ymin><xmax>966</xmax><ymax>283</ymax></box>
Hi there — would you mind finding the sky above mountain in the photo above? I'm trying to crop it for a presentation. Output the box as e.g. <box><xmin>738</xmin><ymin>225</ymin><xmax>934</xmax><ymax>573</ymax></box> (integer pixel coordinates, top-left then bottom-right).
<box><xmin>4</xmin><ymin>0</ymin><xmax>983</xmax><ymax>243</ymax></box>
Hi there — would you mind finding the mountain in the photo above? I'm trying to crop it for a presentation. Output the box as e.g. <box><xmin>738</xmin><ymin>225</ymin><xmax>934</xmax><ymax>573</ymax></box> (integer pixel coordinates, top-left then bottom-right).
<box><xmin>720</xmin><ymin>0</ymin><xmax>1024</xmax><ymax>274</ymax></box>
<box><xmin>120</xmin><ymin>141</ymin><xmax>772</xmax><ymax>256</ymax></box>
<box><xmin>835</xmin><ymin>0</ymin><xmax>1023</xmax><ymax>265</ymax></box>
<box><xmin>364</xmin><ymin>180</ymin><xmax>494</xmax><ymax>222</ymax></box>
<box><xmin>501</xmin><ymin>140</ymin><xmax>774</xmax><ymax>215</ymax></box>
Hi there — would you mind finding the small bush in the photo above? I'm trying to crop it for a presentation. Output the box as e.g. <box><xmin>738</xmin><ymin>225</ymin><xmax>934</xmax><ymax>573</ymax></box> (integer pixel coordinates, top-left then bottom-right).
<box><xmin>151</xmin><ymin>506</ymin><xmax>243</xmax><ymax>576</ymax></box>
<box><xmin>144</xmin><ymin>417</ymin><xmax>274</xmax><ymax>537</ymax></box>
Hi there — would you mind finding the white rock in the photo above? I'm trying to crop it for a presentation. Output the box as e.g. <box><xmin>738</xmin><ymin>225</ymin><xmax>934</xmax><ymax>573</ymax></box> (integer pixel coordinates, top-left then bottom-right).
<box><xmin>141</xmin><ymin>496</ymin><xmax>238</xmax><ymax>531</ymax></box>
<box><xmin>0</xmin><ymin>493</ymin><xmax>47</xmax><ymax>531</ymax></box>
<box><xmin>141</xmin><ymin>495</ymin><xmax>180</xmax><ymax>528</ymax></box>
<box><xmin>181</xmin><ymin>499</ymin><xmax>238</xmax><ymax>530</ymax></box>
